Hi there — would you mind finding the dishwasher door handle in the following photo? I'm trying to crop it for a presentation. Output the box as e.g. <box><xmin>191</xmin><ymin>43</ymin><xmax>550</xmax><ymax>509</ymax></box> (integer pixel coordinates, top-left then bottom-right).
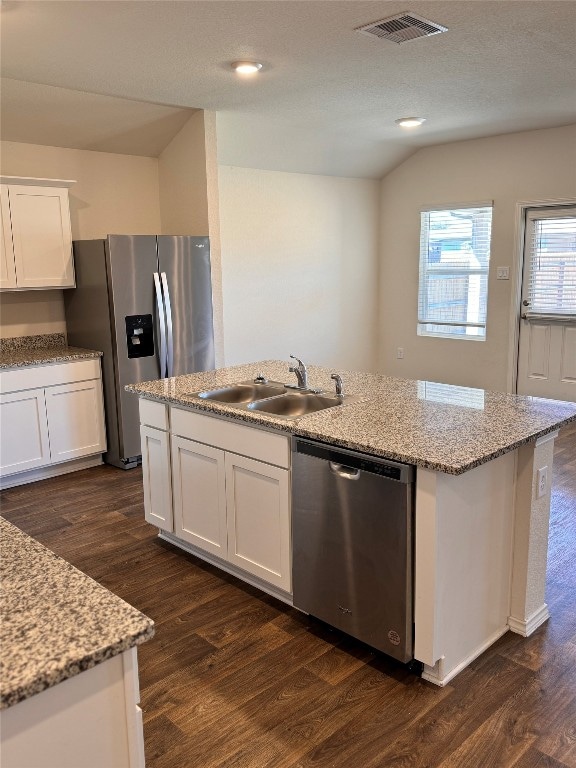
<box><xmin>329</xmin><ymin>462</ymin><xmax>361</xmax><ymax>480</ymax></box>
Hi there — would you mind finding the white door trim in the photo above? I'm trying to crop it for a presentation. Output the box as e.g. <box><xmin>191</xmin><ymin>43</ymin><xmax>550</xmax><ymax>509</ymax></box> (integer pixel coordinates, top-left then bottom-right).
<box><xmin>506</xmin><ymin>197</ymin><xmax>576</xmax><ymax>394</ymax></box>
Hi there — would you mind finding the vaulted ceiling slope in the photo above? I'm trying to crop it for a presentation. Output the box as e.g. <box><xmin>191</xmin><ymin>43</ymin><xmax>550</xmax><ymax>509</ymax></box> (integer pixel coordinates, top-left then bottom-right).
<box><xmin>1</xmin><ymin>1</ymin><xmax>575</xmax><ymax>178</ymax></box>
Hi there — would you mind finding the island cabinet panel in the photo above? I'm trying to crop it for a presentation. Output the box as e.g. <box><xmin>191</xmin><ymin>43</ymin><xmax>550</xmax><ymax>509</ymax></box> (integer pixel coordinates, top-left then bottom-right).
<box><xmin>141</xmin><ymin>424</ymin><xmax>173</xmax><ymax>532</ymax></box>
<box><xmin>171</xmin><ymin>435</ymin><xmax>227</xmax><ymax>557</ymax></box>
<box><xmin>171</xmin><ymin>407</ymin><xmax>290</xmax><ymax>468</ymax></box>
<box><xmin>1</xmin><ymin>182</ymin><xmax>74</xmax><ymax>290</ymax></box>
<box><xmin>0</xmin><ymin>388</ymin><xmax>51</xmax><ymax>473</ymax></box>
<box><xmin>225</xmin><ymin>453</ymin><xmax>291</xmax><ymax>592</ymax></box>
<box><xmin>0</xmin><ymin>648</ymin><xmax>144</xmax><ymax>768</ymax></box>
<box><xmin>414</xmin><ymin>451</ymin><xmax>516</xmax><ymax>686</ymax></box>
<box><xmin>140</xmin><ymin>401</ymin><xmax>292</xmax><ymax>594</ymax></box>
<box><xmin>139</xmin><ymin>398</ymin><xmax>169</xmax><ymax>431</ymax></box>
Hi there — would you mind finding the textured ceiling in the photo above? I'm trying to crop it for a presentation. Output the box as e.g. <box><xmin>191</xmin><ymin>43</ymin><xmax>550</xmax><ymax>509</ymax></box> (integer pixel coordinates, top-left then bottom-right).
<box><xmin>1</xmin><ymin>0</ymin><xmax>575</xmax><ymax>178</ymax></box>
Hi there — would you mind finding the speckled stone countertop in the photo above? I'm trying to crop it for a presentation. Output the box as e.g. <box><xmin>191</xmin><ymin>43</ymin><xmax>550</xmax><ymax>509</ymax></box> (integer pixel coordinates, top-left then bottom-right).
<box><xmin>0</xmin><ymin>334</ymin><xmax>102</xmax><ymax>369</ymax></box>
<box><xmin>0</xmin><ymin>518</ymin><xmax>154</xmax><ymax>709</ymax></box>
<box><xmin>126</xmin><ymin>361</ymin><xmax>576</xmax><ymax>475</ymax></box>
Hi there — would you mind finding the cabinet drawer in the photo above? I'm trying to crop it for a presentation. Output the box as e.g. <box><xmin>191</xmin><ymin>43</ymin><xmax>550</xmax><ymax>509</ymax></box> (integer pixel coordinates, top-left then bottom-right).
<box><xmin>139</xmin><ymin>398</ymin><xmax>169</xmax><ymax>431</ymax></box>
<box><xmin>0</xmin><ymin>359</ymin><xmax>101</xmax><ymax>394</ymax></box>
<box><xmin>171</xmin><ymin>407</ymin><xmax>290</xmax><ymax>469</ymax></box>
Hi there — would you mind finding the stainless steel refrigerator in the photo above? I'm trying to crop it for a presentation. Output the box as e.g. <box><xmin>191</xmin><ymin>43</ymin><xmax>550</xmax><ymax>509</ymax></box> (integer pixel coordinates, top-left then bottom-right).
<box><xmin>64</xmin><ymin>235</ymin><xmax>215</xmax><ymax>469</ymax></box>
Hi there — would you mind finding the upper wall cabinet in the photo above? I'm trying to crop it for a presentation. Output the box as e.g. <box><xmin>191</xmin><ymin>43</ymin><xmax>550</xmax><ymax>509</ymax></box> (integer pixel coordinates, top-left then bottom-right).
<box><xmin>0</xmin><ymin>176</ymin><xmax>75</xmax><ymax>290</ymax></box>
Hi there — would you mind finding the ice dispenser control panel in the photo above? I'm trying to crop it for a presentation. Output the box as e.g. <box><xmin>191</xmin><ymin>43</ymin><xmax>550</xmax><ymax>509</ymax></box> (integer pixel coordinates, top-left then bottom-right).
<box><xmin>125</xmin><ymin>315</ymin><xmax>154</xmax><ymax>359</ymax></box>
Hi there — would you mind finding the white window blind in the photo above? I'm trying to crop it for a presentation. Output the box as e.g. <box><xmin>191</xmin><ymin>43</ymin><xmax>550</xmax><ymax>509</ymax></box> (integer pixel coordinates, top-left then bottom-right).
<box><xmin>524</xmin><ymin>207</ymin><xmax>576</xmax><ymax>318</ymax></box>
<box><xmin>418</xmin><ymin>204</ymin><xmax>493</xmax><ymax>340</ymax></box>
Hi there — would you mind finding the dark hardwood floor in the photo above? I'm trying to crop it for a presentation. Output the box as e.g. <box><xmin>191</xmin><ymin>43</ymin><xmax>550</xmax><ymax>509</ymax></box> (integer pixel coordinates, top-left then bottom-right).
<box><xmin>2</xmin><ymin>422</ymin><xmax>575</xmax><ymax>767</ymax></box>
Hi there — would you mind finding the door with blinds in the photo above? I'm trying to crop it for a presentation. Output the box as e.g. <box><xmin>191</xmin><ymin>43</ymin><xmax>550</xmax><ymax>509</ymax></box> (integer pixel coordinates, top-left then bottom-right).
<box><xmin>517</xmin><ymin>205</ymin><xmax>576</xmax><ymax>401</ymax></box>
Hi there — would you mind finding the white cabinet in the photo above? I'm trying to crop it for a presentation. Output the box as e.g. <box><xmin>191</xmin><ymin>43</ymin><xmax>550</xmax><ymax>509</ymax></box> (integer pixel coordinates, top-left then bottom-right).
<box><xmin>141</xmin><ymin>424</ymin><xmax>173</xmax><ymax>531</ymax></box>
<box><xmin>1</xmin><ymin>648</ymin><xmax>145</xmax><ymax>768</ymax></box>
<box><xmin>139</xmin><ymin>400</ymin><xmax>292</xmax><ymax>593</ymax></box>
<box><xmin>225</xmin><ymin>452</ymin><xmax>291</xmax><ymax>589</ymax></box>
<box><xmin>0</xmin><ymin>186</ymin><xmax>17</xmax><ymax>289</ymax></box>
<box><xmin>0</xmin><ymin>387</ymin><xmax>51</xmax><ymax>473</ymax></box>
<box><xmin>0</xmin><ymin>176</ymin><xmax>75</xmax><ymax>290</ymax></box>
<box><xmin>171</xmin><ymin>435</ymin><xmax>228</xmax><ymax>557</ymax></box>
<box><xmin>0</xmin><ymin>359</ymin><xmax>106</xmax><ymax>487</ymax></box>
<box><xmin>45</xmin><ymin>380</ymin><xmax>106</xmax><ymax>463</ymax></box>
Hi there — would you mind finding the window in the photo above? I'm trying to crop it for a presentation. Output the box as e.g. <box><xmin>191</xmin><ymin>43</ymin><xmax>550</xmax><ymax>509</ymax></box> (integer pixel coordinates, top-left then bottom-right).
<box><xmin>418</xmin><ymin>204</ymin><xmax>493</xmax><ymax>340</ymax></box>
<box><xmin>523</xmin><ymin>206</ymin><xmax>576</xmax><ymax>317</ymax></box>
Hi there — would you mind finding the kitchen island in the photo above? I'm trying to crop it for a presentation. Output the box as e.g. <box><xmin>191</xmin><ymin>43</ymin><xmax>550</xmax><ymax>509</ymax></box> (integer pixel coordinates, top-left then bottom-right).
<box><xmin>0</xmin><ymin>518</ymin><xmax>154</xmax><ymax>768</ymax></box>
<box><xmin>127</xmin><ymin>360</ymin><xmax>576</xmax><ymax>686</ymax></box>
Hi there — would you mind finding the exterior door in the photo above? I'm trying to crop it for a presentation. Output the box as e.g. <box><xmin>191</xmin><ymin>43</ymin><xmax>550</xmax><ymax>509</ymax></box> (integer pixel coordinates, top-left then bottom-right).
<box><xmin>517</xmin><ymin>205</ymin><xmax>576</xmax><ymax>401</ymax></box>
<box><xmin>157</xmin><ymin>236</ymin><xmax>215</xmax><ymax>377</ymax></box>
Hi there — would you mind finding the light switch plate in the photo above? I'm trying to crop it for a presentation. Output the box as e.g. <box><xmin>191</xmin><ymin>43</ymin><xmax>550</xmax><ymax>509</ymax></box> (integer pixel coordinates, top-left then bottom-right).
<box><xmin>497</xmin><ymin>267</ymin><xmax>510</xmax><ymax>280</ymax></box>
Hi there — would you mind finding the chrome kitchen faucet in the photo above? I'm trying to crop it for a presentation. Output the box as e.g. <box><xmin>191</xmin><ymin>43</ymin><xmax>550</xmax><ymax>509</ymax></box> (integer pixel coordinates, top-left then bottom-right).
<box><xmin>289</xmin><ymin>355</ymin><xmax>308</xmax><ymax>389</ymax></box>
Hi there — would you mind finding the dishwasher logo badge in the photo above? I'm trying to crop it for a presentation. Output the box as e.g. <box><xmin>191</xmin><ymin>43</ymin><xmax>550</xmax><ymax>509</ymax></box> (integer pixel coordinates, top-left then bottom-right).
<box><xmin>388</xmin><ymin>630</ymin><xmax>401</xmax><ymax>646</ymax></box>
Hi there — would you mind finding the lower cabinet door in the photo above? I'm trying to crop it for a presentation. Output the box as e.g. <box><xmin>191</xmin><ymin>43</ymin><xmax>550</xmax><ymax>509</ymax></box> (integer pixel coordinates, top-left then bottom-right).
<box><xmin>141</xmin><ymin>425</ymin><xmax>173</xmax><ymax>532</ymax></box>
<box><xmin>44</xmin><ymin>380</ymin><xmax>106</xmax><ymax>462</ymax></box>
<box><xmin>171</xmin><ymin>435</ymin><xmax>227</xmax><ymax>558</ymax></box>
<box><xmin>0</xmin><ymin>388</ymin><xmax>50</xmax><ymax>474</ymax></box>
<box><xmin>225</xmin><ymin>453</ymin><xmax>291</xmax><ymax>591</ymax></box>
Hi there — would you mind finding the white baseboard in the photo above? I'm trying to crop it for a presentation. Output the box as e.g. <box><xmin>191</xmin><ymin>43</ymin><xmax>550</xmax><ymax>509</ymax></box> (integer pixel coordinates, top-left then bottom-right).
<box><xmin>508</xmin><ymin>603</ymin><xmax>550</xmax><ymax>637</ymax></box>
<box><xmin>421</xmin><ymin>625</ymin><xmax>510</xmax><ymax>687</ymax></box>
<box><xmin>158</xmin><ymin>531</ymin><xmax>293</xmax><ymax>606</ymax></box>
<box><xmin>0</xmin><ymin>455</ymin><xmax>104</xmax><ymax>490</ymax></box>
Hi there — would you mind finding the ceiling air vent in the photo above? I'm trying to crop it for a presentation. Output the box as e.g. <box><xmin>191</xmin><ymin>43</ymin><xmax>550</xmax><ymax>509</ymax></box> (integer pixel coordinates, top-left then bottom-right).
<box><xmin>356</xmin><ymin>12</ymin><xmax>448</xmax><ymax>44</ymax></box>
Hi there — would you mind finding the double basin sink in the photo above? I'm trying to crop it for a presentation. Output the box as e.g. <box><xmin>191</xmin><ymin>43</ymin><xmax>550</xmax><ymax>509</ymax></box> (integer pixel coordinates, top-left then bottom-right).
<box><xmin>190</xmin><ymin>379</ymin><xmax>352</xmax><ymax>419</ymax></box>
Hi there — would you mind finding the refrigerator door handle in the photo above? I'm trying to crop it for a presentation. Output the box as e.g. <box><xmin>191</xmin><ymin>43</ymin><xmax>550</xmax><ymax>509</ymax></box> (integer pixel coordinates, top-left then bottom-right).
<box><xmin>160</xmin><ymin>272</ymin><xmax>174</xmax><ymax>378</ymax></box>
<box><xmin>153</xmin><ymin>271</ymin><xmax>167</xmax><ymax>378</ymax></box>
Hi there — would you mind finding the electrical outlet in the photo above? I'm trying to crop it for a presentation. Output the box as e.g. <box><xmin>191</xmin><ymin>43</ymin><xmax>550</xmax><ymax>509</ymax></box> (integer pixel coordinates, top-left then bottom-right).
<box><xmin>397</xmin><ymin>347</ymin><xmax>404</xmax><ymax>359</ymax></box>
<box><xmin>537</xmin><ymin>466</ymin><xmax>548</xmax><ymax>499</ymax></box>
<box><xmin>497</xmin><ymin>267</ymin><xmax>510</xmax><ymax>280</ymax></box>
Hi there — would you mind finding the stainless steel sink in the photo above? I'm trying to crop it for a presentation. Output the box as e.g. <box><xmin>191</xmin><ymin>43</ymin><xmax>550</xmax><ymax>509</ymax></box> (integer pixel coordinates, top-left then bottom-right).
<box><xmin>248</xmin><ymin>392</ymin><xmax>342</xmax><ymax>417</ymax></box>
<box><xmin>197</xmin><ymin>381</ymin><xmax>287</xmax><ymax>403</ymax></box>
<box><xmin>192</xmin><ymin>378</ymin><xmax>359</xmax><ymax>419</ymax></box>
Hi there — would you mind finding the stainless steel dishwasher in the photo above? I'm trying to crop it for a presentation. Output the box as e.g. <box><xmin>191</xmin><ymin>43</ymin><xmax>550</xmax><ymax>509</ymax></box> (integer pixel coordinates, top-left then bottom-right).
<box><xmin>292</xmin><ymin>438</ymin><xmax>415</xmax><ymax>663</ymax></box>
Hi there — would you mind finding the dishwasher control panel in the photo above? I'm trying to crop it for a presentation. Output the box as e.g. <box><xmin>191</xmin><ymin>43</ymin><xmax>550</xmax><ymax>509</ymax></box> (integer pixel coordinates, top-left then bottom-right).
<box><xmin>295</xmin><ymin>439</ymin><xmax>413</xmax><ymax>483</ymax></box>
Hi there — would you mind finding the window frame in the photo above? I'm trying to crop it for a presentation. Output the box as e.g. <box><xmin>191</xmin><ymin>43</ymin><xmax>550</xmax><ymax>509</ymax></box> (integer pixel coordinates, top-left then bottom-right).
<box><xmin>417</xmin><ymin>203</ymin><xmax>493</xmax><ymax>341</ymax></box>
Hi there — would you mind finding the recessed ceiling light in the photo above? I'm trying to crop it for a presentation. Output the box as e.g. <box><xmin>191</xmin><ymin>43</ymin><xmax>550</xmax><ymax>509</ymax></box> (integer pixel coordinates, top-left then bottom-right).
<box><xmin>395</xmin><ymin>117</ymin><xmax>426</xmax><ymax>128</ymax></box>
<box><xmin>231</xmin><ymin>61</ymin><xmax>263</xmax><ymax>75</ymax></box>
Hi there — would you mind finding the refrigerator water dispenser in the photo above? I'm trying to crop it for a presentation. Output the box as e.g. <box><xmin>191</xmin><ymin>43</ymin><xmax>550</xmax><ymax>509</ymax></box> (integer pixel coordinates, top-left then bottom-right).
<box><xmin>125</xmin><ymin>315</ymin><xmax>154</xmax><ymax>358</ymax></box>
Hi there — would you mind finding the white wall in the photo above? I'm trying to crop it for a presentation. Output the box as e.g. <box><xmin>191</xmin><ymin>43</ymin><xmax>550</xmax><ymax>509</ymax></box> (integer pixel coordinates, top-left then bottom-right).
<box><xmin>218</xmin><ymin>166</ymin><xmax>380</xmax><ymax>371</ymax></box>
<box><xmin>0</xmin><ymin>141</ymin><xmax>161</xmax><ymax>338</ymax></box>
<box><xmin>378</xmin><ymin>124</ymin><xmax>576</xmax><ymax>392</ymax></box>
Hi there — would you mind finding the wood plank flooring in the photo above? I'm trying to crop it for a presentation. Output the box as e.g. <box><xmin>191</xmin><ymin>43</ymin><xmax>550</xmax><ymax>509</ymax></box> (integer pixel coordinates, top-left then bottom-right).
<box><xmin>1</xmin><ymin>422</ymin><xmax>575</xmax><ymax>767</ymax></box>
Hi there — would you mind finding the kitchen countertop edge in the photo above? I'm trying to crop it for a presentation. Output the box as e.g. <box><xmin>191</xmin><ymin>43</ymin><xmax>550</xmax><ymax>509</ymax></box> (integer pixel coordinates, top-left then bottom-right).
<box><xmin>126</xmin><ymin>362</ymin><xmax>576</xmax><ymax>476</ymax></box>
<box><xmin>0</xmin><ymin>347</ymin><xmax>103</xmax><ymax>370</ymax></box>
<box><xmin>0</xmin><ymin>519</ymin><xmax>155</xmax><ymax>710</ymax></box>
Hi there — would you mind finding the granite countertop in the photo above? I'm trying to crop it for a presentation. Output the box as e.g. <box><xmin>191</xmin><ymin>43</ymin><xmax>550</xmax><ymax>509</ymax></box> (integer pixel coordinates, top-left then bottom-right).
<box><xmin>0</xmin><ymin>518</ymin><xmax>154</xmax><ymax>709</ymax></box>
<box><xmin>126</xmin><ymin>360</ymin><xmax>576</xmax><ymax>475</ymax></box>
<box><xmin>0</xmin><ymin>333</ymin><xmax>102</xmax><ymax>369</ymax></box>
